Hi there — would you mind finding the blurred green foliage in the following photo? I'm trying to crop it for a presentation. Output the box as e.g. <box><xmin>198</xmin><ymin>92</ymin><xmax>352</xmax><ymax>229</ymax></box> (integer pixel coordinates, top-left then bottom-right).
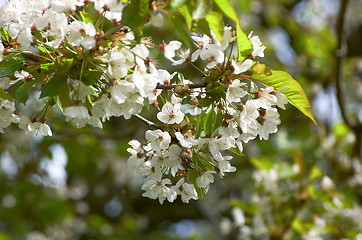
<box><xmin>1</xmin><ymin>0</ymin><xmax>362</xmax><ymax>239</ymax></box>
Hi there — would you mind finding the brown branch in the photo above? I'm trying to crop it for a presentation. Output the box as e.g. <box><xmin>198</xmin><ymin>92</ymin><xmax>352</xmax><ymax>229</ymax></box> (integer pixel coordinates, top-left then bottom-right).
<box><xmin>335</xmin><ymin>0</ymin><xmax>362</xmax><ymax>158</ymax></box>
<box><xmin>335</xmin><ymin>0</ymin><xmax>353</xmax><ymax>128</ymax></box>
<box><xmin>54</xmin><ymin>129</ymin><xmax>130</xmax><ymax>139</ymax></box>
<box><xmin>133</xmin><ymin>114</ymin><xmax>162</xmax><ymax>129</ymax></box>
<box><xmin>156</xmin><ymin>82</ymin><xmax>207</xmax><ymax>90</ymax></box>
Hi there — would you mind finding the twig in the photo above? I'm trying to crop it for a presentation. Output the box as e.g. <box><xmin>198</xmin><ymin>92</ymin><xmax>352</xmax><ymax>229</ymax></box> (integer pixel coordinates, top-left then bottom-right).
<box><xmin>54</xmin><ymin>129</ymin><xmax>130</xmax><ymax>139</ymax></box>
<box><xmin>335</xmin><ymin>0</ymin><xmax>362</xmax><ymax>158</ymax></box>
<box><xmin>133</xmin><ymin>114</ymin><xmax>162</xmax><ymax>129</ymax></box>
<box><xmin>156</xmin><ymin>82</ymin><xmax>207</xmax><ymax>89</ymax></box>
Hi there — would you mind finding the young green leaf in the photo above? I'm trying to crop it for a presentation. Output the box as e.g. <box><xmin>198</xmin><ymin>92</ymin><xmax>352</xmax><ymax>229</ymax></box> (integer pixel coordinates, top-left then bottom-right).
<box><xmin>170</xmin><ymin>14</ymin><xmax>192</xmax><ymax>48</ymax></box>
<box><xmin>205</xmin><ymin>11</ymin><xmax>224</xmax><ymax>43</ymax></box>
<box><xmin>177</xmin><ymin>5</ymin><xmax>193</xmax><ymax>29</ymax></box>
<box><xmin>213</xmin><ymin>0</ymin><xmax>238</xmax><ymax>22</ymax></box>
<box><xmin>193</xmin><ymin>0</ymin><xmax>212</xmax><ymax>20</ymax></box>
<box><xmin>236</xmin><ymin>24</ymin><xmax>253</xmax><ymax>59</ymax></box>
<box><xmin>0</xmin><ymin>27</ymin><xmax>10</xmax><ymax>43</ymax></box>
<box><xmin>252</xmin><ymin>69</ymin><xmax>317</xmax><ymax>124</ymax></box>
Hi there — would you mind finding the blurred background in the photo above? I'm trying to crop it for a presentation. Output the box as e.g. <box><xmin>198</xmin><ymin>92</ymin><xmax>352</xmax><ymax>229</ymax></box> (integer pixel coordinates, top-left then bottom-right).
<box><xmin>1</xmin><ymin>0</ymin><xmax>362</xmax><ymax>239</ymax></box>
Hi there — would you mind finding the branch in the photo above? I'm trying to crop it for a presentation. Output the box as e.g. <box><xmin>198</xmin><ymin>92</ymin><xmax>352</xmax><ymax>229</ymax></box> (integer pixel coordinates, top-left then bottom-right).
<box><xmin>133</xmin><ymin>114</ymin><xmax>162</xmax><ymax>129</ymax></box>
<box><xmin>335</xmin><ymin>0</ymin><xmax>362</xmax><ymax>158</ymax></box>
<box><xmin>335</xmin><ymin>0</ymin><xmax>353</xmax><ymax>128</ymax></box>
<box><xmin>156</xmin><ymin>82</ymin><xmax>207</xmax><ymax>90</ymax></box>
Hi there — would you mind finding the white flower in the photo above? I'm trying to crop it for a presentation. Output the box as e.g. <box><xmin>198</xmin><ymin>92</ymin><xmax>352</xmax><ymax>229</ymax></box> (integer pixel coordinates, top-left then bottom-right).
<box><xmin>67</xmin><ymin>21</ymin><xmax>96</xmax><ymax>50</ymax></box>
<box><xmin>172</xmin><ymin>49</ymin><xmax>190</xmax><ymax>66</ymax></box>
<box><xmin>141</xmin><ymin>177</ymin><xmax>173</xmax><ymax>204</ymax></box>
<box><xmin>258</xmin><ymin>107</ymin><xmax>280</xmax><ymax>140</ymax></box>
<box><xmin>11</xmin><ymin>70</ymin><xmax>31</xmax><ymax>85</ymax></box>
<box><xmin>175</xmin><ymin>131</ymin><xmax>198</xmax><ymax>148</ymax></box>
<box><xmin>110</xmin><ymin>81</ymin><xmax>135</xmax><ymax>104</ymax></box>
<box><xmin>50</xmin><ymin>0</ymin><xmax>85</xmax><ymax>12</ymax></box>
<box><xmin>231</xmin><ymin>59</ymin><xmax>253</xmax><ymax>74</ymax></box>
<box><xmin>191</xmin><ymin>34</ymin><xmax>211</xmax><ymax>62</ymax></box>
<box><xmin>209</xmin><ymin>136</ymin><xmax>235</xmax><ymax>162</ymax></box>
<box><xmin>164</xmin><ymin>40</ymin><xmax>182</xmax><ymax>61</ymax></box>
<box><xmin>321</xmin><ymin>176</ymin><xmax>335</xmax><ymax>191</ymax></box>
<box><xmin>226</xmin><ymin>79</ymin><xmax>248</xmax><ymax>103</ymax></box>
<box><xmin>249</xmin><ymin>87</ymin><xmax>277</xmax><ymax>109</ymax></box>
<box><xmin>36</xmin><ymin>122</ymin><xmax>52</xmax><ymax>136</ymax></box>
<box><xmin>196</xmin><ymin>171</ymin><xmax>215</xmax><ymax>188</ymax></box>
<box><xmin>70</xmin><ymin>80</ymin><xmax>93</xmax><ymax>102</ymax></box>
<box><xmin>273</xmin><ymin>88</ymin><xmax>289</xmax><ymax>110</ymax></box>
<box><xmin>157</xmin><ymin>102</ymin><xmax>184</xmax><ymax>124</ymax></box>
<box><xmin>132</xmin><ymin>44</ymin><xmax>149</xmax><ymax>71</ymax></box>
<box><xmin>0</xmin><ymin>100</ymin><xmax>18</xmax><ymax>133</ymax></box>
<box><xmin>163</xmin><ymin>144</ymin><xmax>184</xmax><ymax>176</ymax></box>
<box><xmin>217</xmin><ymin>156</ymin><xmax>236</xmax><ymax>177</ymax></box>
<box><xmin>107</xmin><ymin>46</ymin><xmax>135</xmax><ymax>78</ymax></box>
<box><xmin>248</xmin><ymin>31</ymin><xmax>266</xmax><ymax>58</ymax></box>
<box><xmin>200</xmin><ymin>47</ymin><xmax>224</xmax><ymax>69</ymax></box>
<box><xmin>64</xmin><ymin>105</ymin><xmax>90</xmax><ymax>128</ymax></box>
<box><xmin>180</xmin><ymin>182</ymin><xmax>198</xmax><ymax>203</ymax></box>
<box><xmin>0</xmin><ymin>42</ymin><xmax>4</xmax><ymax>61</ymax></box>
<box><xmin>145</xmin><ymin>129</ymin><xmax>171</xmax><ymax>151</ymax></box>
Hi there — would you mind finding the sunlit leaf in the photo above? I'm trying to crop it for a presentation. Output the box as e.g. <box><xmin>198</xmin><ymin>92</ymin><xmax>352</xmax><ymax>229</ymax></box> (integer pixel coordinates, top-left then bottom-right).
<box><xmin>309</xmin><ymin>166</ymin><xmax>323</xmax><ymax>181</ymax></box>
<box><xmin>192</xmin><ymin>0</ymin><xmax>212</xmax><ymax>20</ymax></box>
<box><xmin>236</xmin><ymin>24</ymin><xmax>253</xmax><ymax>58</ymax></box>
<box><xmin>170</xmin><ymin>14</ymin><xmax>192</xmax><ymax>48</ymax></box>
<box><xmin>213</xmin><ymin>0</ymin><xmax>238</xmax><ymax>22</ymax></box>
<box><xmin>252</xmin><ymin>68</ymin><xmax>317</xmax><ymax>124</ymax></box>
<box><xmin>206</xmin><ymin>11</ymin><xmax>224</xmax><ymax>43</ymax></box>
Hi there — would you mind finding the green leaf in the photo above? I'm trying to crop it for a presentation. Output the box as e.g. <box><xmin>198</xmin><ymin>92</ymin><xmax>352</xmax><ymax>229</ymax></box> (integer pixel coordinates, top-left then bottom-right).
<box><xmin>252</xmin><ymin>69</ymin><xmax>317</xmax><ymax>124</ymax></box>
<box><xmin>309</xmin><ymin>166</ymin><xmax>323</xmax><ymax>181</ymax></box>
<box><xmin>206</xmin><ymin>84</ymin><xmax>226</xmax><ymax>99</ymax></box>
<box><xmin>236</xmin><ymin>24</ymin><xmax>253</xmax><ymax>58</ymax></box>
<box><xmin>57</xmin><ymin>86</ymin><xmax>71</xmax><ymax>114</ymax></box>
<box><xmin>80</xmin><ymin>70</ymin><xmax>103</xmax><ymax>86</ymax></box>
<box><xmin>229</xmin><ymin>147</ymin><xmax>244</xmax><ymax>156</ymax></box>
<box><xmin>206</xmin><ymin>11</ymin><xmax>224</xmax><ymax>43</ymax></box>
<box><xmin>177</xmin><ymin>5</ymin><xmax>193</xmax><ymax>29</ymax></box>
<box><xmin>195</xmin><ymin>110</ymin><xmax>206</xmax><ymax>138</ymax></box>
<box><xmin>15</xmin><ymin>81</ymin><xmax>35</xmax><ymax>103</ymax></box>
<box><xmin>55</xmin><ymin>57</ymin><xmax>74</xmax><ymax>75</ymax></box>
<box><xmin>40</xmin><ymin>75</ymin><xmax>67</xmax><ymax>98</ymax></box>
<box><xmin>213</xmin><ymin>0</ymin><xmax>238</xmax><ymax>22</ymax></box>
<box><xmin>204</xmin><ymin>108</ymin><xmax>216</xmax><ymax>135</ymax></box>
<box><xmin>0</xmin><ymin>53</ymin><xmax>23</xmax><ymax>76</ymax></box>
<box><xmin>250</xmin><ymin>156</ymin><xmax>275</xmax><ymax>171</ymax></box>
<box><xmin>188</xmin><ymin>160</ymin><xmax>207</xmax><ymax>201</ymax></box>
<box><xmin>170</xmin><ymin>14</ymin><xmax>192</xmax><ymax>48</ymax></box>
<box><xmin>122</xmin><ymin>0</ymin><xmax>149</xmax><ymax>41</ymax></box>
<box><xmin>0</xmin><ymin>27</ymin><xmax>10</xmax><ymax>43</ymax></box>
<box><xmin>0</xmin><ymin>87</ymin><xmax>12</xmax><ymax>101</ymax></box>
<box><xmin>192</xmin><ymin>0</ymin><xmax>212</xmax><ymax>20</ymax></box>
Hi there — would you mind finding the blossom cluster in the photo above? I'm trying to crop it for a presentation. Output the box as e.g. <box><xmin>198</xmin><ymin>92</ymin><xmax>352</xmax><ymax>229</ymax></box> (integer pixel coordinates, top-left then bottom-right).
<box><xmin>0</xmin><ymin>0</ymin><xmax>289</xmax><ymax>203</ymax></box>
<box><xmin>0</xmin><ymin>0</ymin><xmax>158</xmax><ymax>134</ymax></box>
<box><xmin>127</xmin><ymin>27</ymin><xmax>288</xmax><ymax>203</ymax></box>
